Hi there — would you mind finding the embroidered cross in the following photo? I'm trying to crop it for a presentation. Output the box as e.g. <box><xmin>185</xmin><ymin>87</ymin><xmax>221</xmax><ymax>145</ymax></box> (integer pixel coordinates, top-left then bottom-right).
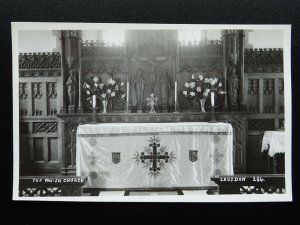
<box><xmin>88</xmin><ymin>151</ymin><xmax>98</xmax><ymax>166</ymax></box>
<box><xmin>140</xmin><ymin>141</ymin><xmax>170</xmax><ymax>172</ymax></box>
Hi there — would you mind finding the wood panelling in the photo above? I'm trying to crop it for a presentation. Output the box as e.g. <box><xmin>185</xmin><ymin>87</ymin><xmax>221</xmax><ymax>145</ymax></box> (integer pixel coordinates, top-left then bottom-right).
<box><xmin>20</xmin><ymin>138</ymin><xmax>30</xmax><ymax>162</ymax></box>
<box><xmin>48</xmin><ymin>137</ymin><xmax>58</xmax><ymax>162</ymax></box>
<box><xmin>33</xmin><ymin>138</ymin><xmax>44</xmax><ymax>161</ymax></box>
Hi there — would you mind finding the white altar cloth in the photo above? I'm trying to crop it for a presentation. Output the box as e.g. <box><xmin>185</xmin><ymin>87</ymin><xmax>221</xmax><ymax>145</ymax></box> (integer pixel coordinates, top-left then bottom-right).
<box><xmin>261</xmin><ymin>131</ymin><xmax>285</xmax><ymax>156</ymax></box>
<box><xmin>76</xmin><ymin>122</ymin><xmax>233</xmax><ymax>189</ymax></box>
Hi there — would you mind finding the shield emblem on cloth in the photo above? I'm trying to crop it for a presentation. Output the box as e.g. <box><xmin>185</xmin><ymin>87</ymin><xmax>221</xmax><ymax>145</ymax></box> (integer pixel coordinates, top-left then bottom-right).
<box><xmin>189</xmin><ymin>150</ymin><xmax>198</xmax><ymax>162</ymax></box>
<box><xmin>112</xmin><ymin>152</ymin><xmax>121</xmax><ymax>164</ymax></box>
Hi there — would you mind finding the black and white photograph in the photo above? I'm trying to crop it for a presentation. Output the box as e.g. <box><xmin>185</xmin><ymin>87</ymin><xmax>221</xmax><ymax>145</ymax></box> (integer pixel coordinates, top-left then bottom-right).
<box><xmin>12</xmin><ymin>23</ymin><xmax>292</xmax><ymax>202</ymax></box>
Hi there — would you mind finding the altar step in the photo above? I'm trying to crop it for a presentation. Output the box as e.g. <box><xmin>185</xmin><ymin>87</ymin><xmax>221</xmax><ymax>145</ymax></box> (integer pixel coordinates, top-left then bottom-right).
<box><xmin>83</xmin><ymin>190</ymin><xmax>210</xmax><ymax>196</ymax></box>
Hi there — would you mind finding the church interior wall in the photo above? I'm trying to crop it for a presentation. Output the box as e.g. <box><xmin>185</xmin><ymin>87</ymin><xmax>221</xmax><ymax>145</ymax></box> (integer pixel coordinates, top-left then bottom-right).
<box><xmin>18</xmin><ymin>29</ymin><xmax>285</xmax><ymax>176</ymax></box>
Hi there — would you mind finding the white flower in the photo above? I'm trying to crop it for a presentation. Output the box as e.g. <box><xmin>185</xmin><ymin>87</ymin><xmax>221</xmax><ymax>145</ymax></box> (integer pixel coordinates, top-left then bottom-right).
<box><xmin>85</xmin><ymin>84</ymin><xmax>90</xmax><ymax>89</ymax></box>
<box><xmin>204</xmin><ymin>78</ymin><xmax>209</xmax><ymax>83</ymax></box>
<box><xmin>99</xmin><ymin>83</ymin><xmax>104</xmax><ymax>89</ymax></box>
<box><xmin>111</xmin><ymin>92</ymin><xmax>116</xmax><ymax>97</ymax></box>
<box><xmin>115</xmin><ymin>85</ymin><xmax>119</xmax><ymax>91</ymax></box>
<box><xmin>189</xmin><ymin>82</ymin><xmax>195</xmax><ymax>88</ymax></box>
<box><xmin>183</xmin><ymin>91</ymin><xmax>187</xmax><ymax>95</ymax></box>
<box><xmin>198</xmin><ymin>74</ymin><xmax>204</xmax><ymax>80</ymax></box>
<box><xmin>107</xmin><ymin>89</ymin><xmax>111</xmax><ymax>93</ymax></box>
<box><xmin>94</xmin><ymin>83</ymin><xmax>98</xmax><ymax>87</ymax></box>
<box><xmin>218</xmin><ymin>82</ymin><xmax>222</xmax><ymax>87</ymax></box>
<box><xmin>190</xmin><ymin>92</ymin><xmax>195</xmax><ymax>96</ymax></box>
<box><xmin>203</xmin><ymin>89</ymin><xmax>210</xmax><ymax>96</ymax></box>
<box><xmin>211</xmin><ymin>78</ymin><xmax>218</xmax><ymax>86</ymax></box>
<box><xmin>191</xmin><ymin>74</ymin><xmax>195</xmax><ymax>79</ymax></box>
<box><xmin>184</xmin><ymin>82</ymin><xmax>189</xmax><ymax>88</ymax></box>
<box><xmin>196</xmin><ymin>87</ymin><xmax>201</xmax><ymax>92</ymax></box>
<box><xmin>86</xmin><ymin>90</ymin><xmax>90</xmax><ymax>95</ymax></box>
<box><xmin>107</xmin><ymin>78</ymin><xmax>116</xmax><ymax>85</ymax></box>
<box><xmin>120</xmin><ymin>82</ymin><xmax>124</xmax><ymax>86</ymax></box>
<box><xmin>121</xmin><ymin>94</ymin><xmax>126</xmax><ymax>98</ymax></box>
<box><xmin>93</xmin><ymin>77</ymin><xmax>99</xmax><ymax>83</ymax></box>
<box><xmin>101</xmin><ymin>94</ymin><xmax>106</xmax><ymax>98</ymax></box>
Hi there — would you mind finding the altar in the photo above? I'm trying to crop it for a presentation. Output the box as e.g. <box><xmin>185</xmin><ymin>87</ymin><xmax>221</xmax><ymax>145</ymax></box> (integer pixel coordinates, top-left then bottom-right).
<box><xmin>76</xmin><ymin>122</ymin><xmax>233</xmax><ymax>189</ymax></box>
<box><xmin>261</xmin><ymin>131</ymin><xmax>285</xmax><ymax>157</ymax></box>
<box><xmin>261</xmin><ymin>131</ymin><xmax>285</xmax><ymax>174</ymax></box>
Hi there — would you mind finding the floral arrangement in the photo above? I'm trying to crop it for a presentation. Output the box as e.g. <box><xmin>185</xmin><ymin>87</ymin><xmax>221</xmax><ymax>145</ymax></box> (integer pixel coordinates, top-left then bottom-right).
<box><xmin>182</xmin><ymin>73</ymin><xmax>225</xmax><ymax>100</ymax></box>
<box><xmin>83</xmin><ymin>76</ymin><xmax>126</xmax><ymax>104</ymax></box>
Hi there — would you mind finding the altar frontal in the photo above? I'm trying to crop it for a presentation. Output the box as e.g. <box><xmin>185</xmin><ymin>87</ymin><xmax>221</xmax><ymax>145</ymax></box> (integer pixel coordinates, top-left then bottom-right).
<box><xmin>76</xmin><ymin>122</ymin><xmax>233</xmax><ymax>189</ymax></box>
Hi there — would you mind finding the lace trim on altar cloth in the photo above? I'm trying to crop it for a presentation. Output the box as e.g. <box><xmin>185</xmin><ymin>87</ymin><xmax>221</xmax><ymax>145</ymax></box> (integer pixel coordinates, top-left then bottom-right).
<box><xmin>78</xmin><ymin>131</ymin><xmax>231</xmax><ymax>137</ymax></box>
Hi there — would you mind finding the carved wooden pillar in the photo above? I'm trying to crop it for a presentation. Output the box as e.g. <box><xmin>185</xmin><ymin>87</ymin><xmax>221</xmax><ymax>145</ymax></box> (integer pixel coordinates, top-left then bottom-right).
<box><xmin>61</xmin><ymin>30</ymin><xmax>81</xmax><ymax>114</ymax></box>
<box><xmin>232</xmin><ymin>32</ymin><xmax>237</xmax><ymax>65</ymax></box>
<box><xmin>222</xmin><ymin>31</ymin><xmax>228</xmax><ymax>110</ymax></box>
<box><xmin>259</xmin><ymin>78</ymin><xmax>264</xmax><ymax>113</ymax></box>
<box><xmin>225</xmin><ymin>30</ymin><xmax>240</xmax><ymax>111</ymax></box>
<box><xmin>60</xmin><ymin>31</ymin><xmax>68</xmax><ymax>113</ymax></box>
<box><xmin>175</xmin><ymin>32</ymin><xmax>180</xmax><ymax>111</ymax></box>
<box><xmin>239</xmin><ymin>30</ymin><xmax>246</xmax><ymax>110</ymax></box>
<box><xmin>77</xmin><ymin>32</ymin><xmax>83</xmax><ymax>113</ymax></box>
<box><xmin>124</xmin><ymin>34</ymin><xmax>130</xmax><ymax>112</ymax></box>
<box><xmin>58</xmin><ymin>120</ymin><xmax>65</xmax><ymax>174</ymax></box>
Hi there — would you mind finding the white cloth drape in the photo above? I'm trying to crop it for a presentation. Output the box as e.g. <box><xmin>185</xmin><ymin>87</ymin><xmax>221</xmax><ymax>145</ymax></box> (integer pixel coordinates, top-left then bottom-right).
<box><xmin>261</xmin><ymin>131</ymin><xmax>285</xmax><ymax>156</ymax></box>
<box><xmin>76</xmin><ymin>122</ymin><xmax>233</xmax><ymax>188</ymax></box>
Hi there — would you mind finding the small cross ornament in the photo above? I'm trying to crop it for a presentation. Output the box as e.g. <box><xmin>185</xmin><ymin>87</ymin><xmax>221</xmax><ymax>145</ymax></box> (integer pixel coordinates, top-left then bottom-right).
<box><xmin>146</xmin><ymin>93</ymin><xmax>159</xmax><ymax>113</ymax></box>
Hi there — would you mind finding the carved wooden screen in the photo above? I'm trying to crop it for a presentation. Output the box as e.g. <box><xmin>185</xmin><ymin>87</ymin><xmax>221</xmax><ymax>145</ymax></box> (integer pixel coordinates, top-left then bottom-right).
<box><xmin>81</xmin><ymin>41</ymin><xmax>127</xmax><ymax>112</ymax></box>
<box><xmin>178</xmin><ymin>40</ymin><xmax>224</xmax><ymax>111</ymax></box>
<box><xmin>126</xmin><ymin>30</ymin><xmax>177</xmax><ymax>113</ymax></box>
<box><xmin>19</xmin><ymin>52</ymin><xmax>63</xmax><ymax>175</ymax></box>
<box><xmin>244</xmin><ymin>48</ymin><xmax>284</xmax><ymax>173</ymax></box>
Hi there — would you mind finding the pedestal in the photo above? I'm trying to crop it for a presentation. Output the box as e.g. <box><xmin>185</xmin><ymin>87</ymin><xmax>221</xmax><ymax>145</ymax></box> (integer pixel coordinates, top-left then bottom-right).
<box><xmin>68</xmin><ymin>105</ymin><xmax>75</xmax><ymax>114</ymax></box>
<box><xmin>173</xmin><ymin>102</ymin><xmax>179</xmax><ymax>113</ymax></box>
<box><xmin>60</xmin><ymin>108</ymin><xmax>68</xmax><ymax>114</ymax></box>
<box><xmin>77</xmin><ymin>107</ymin><xmax>84</xmax><ymax>113</ymax></box>
<box><xmin>89</xmin><ymin>107</ymin><xmax>99</xmax><ymax>124</ymax></box>
<box><xmin>161</xmin><ymin>104</ymin><xmax>168</xmax><ymax>113</ymax></box>
<box><xmin>208</xmin><ymin>106</ymin><xmax>218</xmax><ymax>123</ymax></box>
<box><xmin>137</xmin><ymin>104</ymin><xmax>143</xmax><ymax>113</ymax></box>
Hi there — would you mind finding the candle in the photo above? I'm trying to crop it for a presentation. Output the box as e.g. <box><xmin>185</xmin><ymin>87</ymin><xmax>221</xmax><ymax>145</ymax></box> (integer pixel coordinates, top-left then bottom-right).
<box><xmin>211</xmin><ymin>92</ymin><xmax>215</xmax><ymax>106</ymax></box>
<box><xmin>174</xmin><ymin>81</ymin><xmax>177</xmax><ymax>103</ymax></box>
<box><xmin>92</xmin><ymin>95</ymin><xmax>96</xmax><ymax>108</ymax></box>
<box><xmin>126</xmin><ymin>82</ymin><xmax>129</xmax><ymax>102</ymax></box>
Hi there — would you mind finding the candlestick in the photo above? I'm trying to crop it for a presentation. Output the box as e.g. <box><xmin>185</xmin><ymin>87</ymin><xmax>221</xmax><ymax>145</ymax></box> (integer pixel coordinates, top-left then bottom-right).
<box><xmin>126</xmin><ymin>82</ymin><xmax>129</xmax><ymax>103</ymax></box>
<box><xmin>173</xmin><ymin>81</ymin><xmax>179</xmax><ymax>113</ymax></box>
<box><xmin>92</xmin><ymin>95</ymin><xmax>96</xmax><ymax>108</ymax></box>
<box><xmin>208</xmin><ymin>106</ymin><xmax>218</xmax><ymax>123</ymax></box>
<box><xmin>174</xmin><ymin>81</ymin><xmax>177</xmax><ymax>103</ymax></box>
<box><xmin>89</xmin><ymin>107</ymin><xmax>99</xmax><ymax>124</ymax></box>
<box><xmin>211</xmin><ymin>92</ymin><xmax>215</xmax><ymax>107</ymax></box>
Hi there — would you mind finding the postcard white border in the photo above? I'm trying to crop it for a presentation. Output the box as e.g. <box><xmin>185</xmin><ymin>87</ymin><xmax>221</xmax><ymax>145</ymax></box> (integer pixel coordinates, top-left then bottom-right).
<box><xmin>12</xmin><ymin>23</ymin><xmax>292</xmax><ymax>202</ymax></box>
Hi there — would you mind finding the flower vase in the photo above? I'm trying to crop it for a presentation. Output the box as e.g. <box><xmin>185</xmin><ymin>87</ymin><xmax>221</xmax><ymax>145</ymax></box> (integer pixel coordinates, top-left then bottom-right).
<box><xmin>199</xmin><ymin>98</ymin><xmax>206</xmax><ymax>112</ymax></box>
<box><xmin>102</xmin><ymin>100</ymin><xmax>108</xmax><ymax>114</ymax></box>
